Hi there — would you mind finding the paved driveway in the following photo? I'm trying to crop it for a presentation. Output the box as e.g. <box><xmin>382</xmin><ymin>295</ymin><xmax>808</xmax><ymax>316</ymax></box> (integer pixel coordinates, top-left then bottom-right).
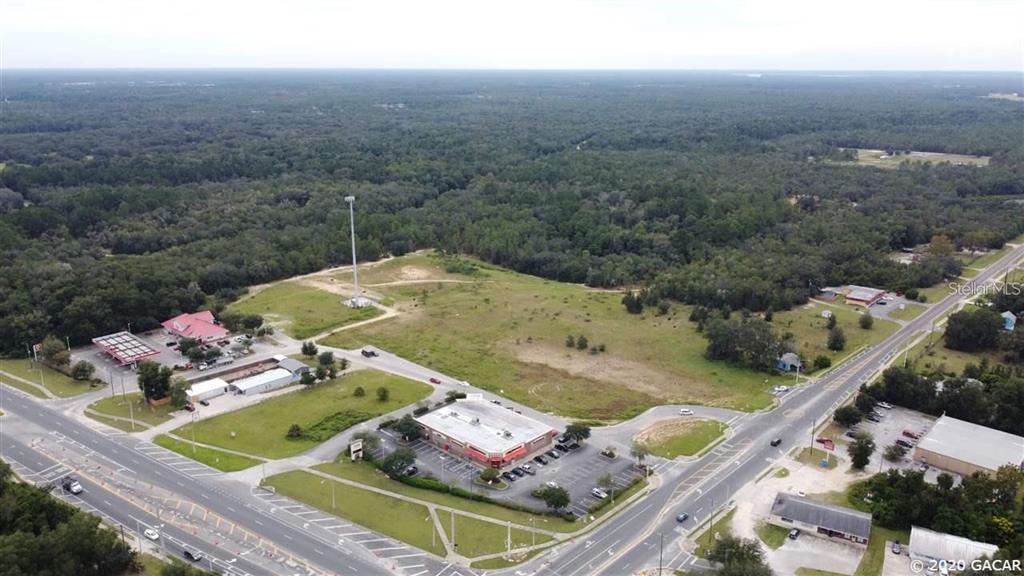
<box><xmin>767</xmin><ymin>533</ymin><xmax>864</xmax><ymax>575</ymax></box>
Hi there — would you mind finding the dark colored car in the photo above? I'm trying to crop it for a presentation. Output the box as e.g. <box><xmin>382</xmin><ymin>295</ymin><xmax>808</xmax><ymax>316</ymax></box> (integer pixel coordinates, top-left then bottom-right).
<box><xmin>546</xmin><ymin>450</ymin><xmax>561</xmax><ymax>459</ymax></box>
<box><xmin>501</xmin><ymin>472</ymin><xmax>516</xmax><ymax>482</ymax></box>
<box><xmin>555</xmin><ymin>443</ymin><xmax>570</xmax><ymax>453</ymax></box>
<box><xmin>361</xmin><ymin>349</ymin><xmax>378</xmax><ymax>358</ymax></box>
<box><xmin>567</xmin><ymin>441</ymin><xmax>581</xmax><ymax>450</ymax></box>
<box><xmin>557</xmin><ymin>434</ymin><xmax>570</xmax><ymax>444</ymax></box>
<box><xmin>891</xmin><ymin>541</ymin><xmax>902</xmax><ymax>555</ymax></box>
<box><xmin>770</xmin><ymin>438</ymin><xmax>782</xmax><ymax>447</ymax></box>
<box><xmin>533</xmin><ymin>455</ymin><xmax>548</xmax><ymax>465</ymax></box>
<box><xmin>845</xmin><ymin>430</ymin><xmax>858</xmax><ymax>439</ymax></box>
<box><xmin>199</xmin><ymin>399</ymin><xmax>210</xmax><ymax>407</ymax></box>
<box><xmin>429</xmin><ymin>377</ymin><xmax>441</xmax><ymax>384</ymax></box>
<box><xmin>184</xmin><ymin>404</ymin><xmax>195</xmax><ymax>412</ymax></box>
<box><xmin>788</xmin><ymin>528</ymin><xmax>800</xmax><ymax>540</ymax></box>
<box><xmin>511</xmin><ymin>467</ymin><xmax>525</xmax><ymax>477</ymax></box>
<box><xmin>676</xmin><ymin>513</ymin><xmax>689</xmax><ymax>523</ymax></box>
<box><xmin>183</xmin><ymin>548</ymin><xmax>204</xmax><ymax>562</ymax></box>
<box><xmin>895</xmin><ymin>439</ymin><xmax>914</xmax><ymax>449</ymax></box>
<box><xmin>866</xmin><ymin>414</ymin><xmax>881</xmax><ymax>423</ymax></box>
<box><xmin>403</xmin><ymin>466</ymin><xmax>418</xmax><ymax>477</ymax></box>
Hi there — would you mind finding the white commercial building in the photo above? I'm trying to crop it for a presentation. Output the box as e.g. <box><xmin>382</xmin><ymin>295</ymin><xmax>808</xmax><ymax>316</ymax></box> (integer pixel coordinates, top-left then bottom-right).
<box><xmin>230</xmin><ymin>368</ymin><xmax>296</xmax><ymax>396</ymax></box>
<box><xmin>909</xmin><ymin>526</ymin><xmax>998</xmax><ymax>566</ymax></box>
<box><xmin>186</xmin><ymin>378</ymin><xmax>230</xmax><ymax>403</ymax></box>
<box><xmin>914</xmin><ymin>415</ymin><xmax>1024</xmax><ymax>477</ymax></box>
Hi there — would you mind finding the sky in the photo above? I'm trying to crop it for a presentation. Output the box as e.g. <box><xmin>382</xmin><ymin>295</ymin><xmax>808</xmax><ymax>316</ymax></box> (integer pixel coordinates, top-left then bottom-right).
<box><xmin>3</xmin><ymin>0</ymin><xmax>1023</xmax><ymax>71</ymax></box>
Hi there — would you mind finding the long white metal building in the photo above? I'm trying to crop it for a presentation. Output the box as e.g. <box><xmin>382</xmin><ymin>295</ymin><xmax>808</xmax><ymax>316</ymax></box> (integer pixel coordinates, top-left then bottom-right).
<box><xmin>230</xmin><ymin>368</ymin><xmax>295</xmax><ymax>396</ymax></box>
<box><xmin>187</xmin><ymin>378</ymin><xmax>230</xmax><ymax>403</ymax></box>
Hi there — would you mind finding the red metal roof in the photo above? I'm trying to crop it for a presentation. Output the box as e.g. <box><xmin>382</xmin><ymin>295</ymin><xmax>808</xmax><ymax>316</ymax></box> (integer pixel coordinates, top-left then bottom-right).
<box><xmin>161</xmin><ymin>311</ymin><xmax>228</xmax><ymax>341</ymax></box>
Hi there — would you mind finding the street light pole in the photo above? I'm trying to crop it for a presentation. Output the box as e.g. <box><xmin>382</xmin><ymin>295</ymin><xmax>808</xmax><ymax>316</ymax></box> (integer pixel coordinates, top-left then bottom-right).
<box><xmin>190</xmin><ymin>411</ymin><xmax>197</xmax><ymax>454</ymax></box>
<box><xmin>345</xmin><ymin>195</ymin><xmax>360</xmax><ymax>305</ymax></box>
<box><xmin>658</xmin><ymin>532</ymin><xmax>664</xmax><ymax>576</ymax></box>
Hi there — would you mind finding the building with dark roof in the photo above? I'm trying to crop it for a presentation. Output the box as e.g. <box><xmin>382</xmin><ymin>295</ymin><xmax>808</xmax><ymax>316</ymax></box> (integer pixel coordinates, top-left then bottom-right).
<box><xmin>768</xmin><ymin>492</ymin><xmax>872</xmax><ymax>546</ymax></box>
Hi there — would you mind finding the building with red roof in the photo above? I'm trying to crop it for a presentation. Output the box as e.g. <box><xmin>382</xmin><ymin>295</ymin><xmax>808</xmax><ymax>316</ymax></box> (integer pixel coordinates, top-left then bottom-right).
<box><xmin>161</xmin><ymin>310</ymin><xmax>228</xmax><ymax>343</ymax></box>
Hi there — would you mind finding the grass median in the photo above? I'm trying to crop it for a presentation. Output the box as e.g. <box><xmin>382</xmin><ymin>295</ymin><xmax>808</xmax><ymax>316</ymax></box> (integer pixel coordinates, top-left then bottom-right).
<box><xmin>441</xmin><ymin>512</ymin><xmax>552</xmax><ymax>558</ymax></box>
<box><xmin>636</xmin><ymin>419</ymin><xmax>726</xmax><ymax>459</ymax></box>
<box><xmin>169</xmin><ymin>370</ymin><xmax>430</xmax><ymax>459</ymax></box>
<box><xmin>154</xmin><ymin>435</ymin><xmax>261</xmax><ymax>472</ymax></box>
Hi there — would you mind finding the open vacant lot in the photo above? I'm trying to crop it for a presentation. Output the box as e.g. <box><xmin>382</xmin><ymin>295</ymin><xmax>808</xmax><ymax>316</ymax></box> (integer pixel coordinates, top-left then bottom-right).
<box><xmin>229</xmin><ymin>281</ymin><xmax>381</xmax><ymax>339</ymax></box>
<box><xmin>848</xmin><ymin>148</ymin><xmax>990</xmax><ymax>168</ymax></box>
<box><xmin>154</xmin><ymin>434</ymin><xmax>261</xmax><ymax>472</ymax></box>
<box><xmin>775</xmin><ymin>302</ymin><xmax>899</xmax><ymax>367</ymax></box>
<box><xmin>1</xmin><ymin>358</ymin><xmax>97</xmax><ymax>398</ymax></box>
<box><xmin>87</xmin><ymin>392</ymin><xmax>175</xmax><ymax>428</ymax></box>
<box><xmin>323</xmin><ymin>253</ymin><xmax>800</xmax><ymax>418</ymax></box>
<box><xmin>635</xmin><ymin>418</ymin><xmax>726</xmax><ymax>458</ymax></box>
<box><xmin>169</xmin><ymin>369</ymin><xmax>430</xmax><ymax>458</ymax></box>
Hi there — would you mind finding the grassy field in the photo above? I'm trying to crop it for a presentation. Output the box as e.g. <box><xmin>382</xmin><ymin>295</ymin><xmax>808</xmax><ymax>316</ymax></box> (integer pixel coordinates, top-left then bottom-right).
<box><xmin>887</xmin><ymin>303</ymin><xmax>926</xmax><ymax>321</ymax></box>
<box><xmin>471</xmin><ymin>548</ymin><xmax>545</xmax><ymax>570</ymax></box>
<box><xmin>443</xmin><ymin>513</ymin><xmax>552</xmax><ymax>558</ymax></box>
<box><xmin>905</xmin><ymin>334</ymin><xmax>1003</xmax><ymax>376</ymax></box>
<box><xmin>796</xmin><ymin>447</ymin><xmax>838</xmax><ymax>469</ymax></box>
<box><xmin>229</xmin><ymin>282</ymin><xmax>381</xmax><ymax>339</ymax></box>
<box><xmin>0</xmin><ymin>374</ymin><xmax>48</xmax><ymax>398</ymax></box>
<box><xmin>154</xmin><ymin>435</ymin><xmax>261</xmax><ymax>472</ymax></box>
<box><xmin>776</xmin><ymin>302</ymin><xmax>899</xmax><ymax>369</ymax></box>
<box><xmin>917</xmin><ymin>282</ymin><xmax>955</xmax><ymax>304</ymax></box>
<box><xmin>88</xmin><ymin>392</ymin><xmax>175</xmax><ymax>427</ymax></box>
<box><xmin>322</xmin><ymin>253</ymin><xmax>805</xmax><ymax>419</ymax></box>
<box><xmin>131</xmin><ymin>553</ymin><xmax>166</xmax><ymax>575</ymax></box>
<box><xmin>169</xmin><ymin>370</ymin><xmax>430</xmax><ymax>458</ymax></box>
<box><xmin>638</xmin><ymin>419</ymin><xmax>726</xmax><ymax>459</ymax></box>
<box><xmin>0</xmin><ymin>358</ymin><xmax>97</xmax><ymax>398</ymax></box>
<box><xmin>694</xmin><ymin>508</ymin><xmax>735</xmax><ymax>558</ymax></box>
<box><xmin>849</xmin><ymin>148</ymin><xmax>989</xmax><ymax>169</ymax></box>
<box><xmin>266</xmin><ymin>470</ymin><xmax>447</xmax><ymax>555</ymax></box>
<box><xmin>756</xmin><ymin>522</ymin><xmax>790</xmax><ymax>549</ymax></box>
<box><xmin>314</xmin><ymin>459</ymin><xmax>579</xmax><ymax>532</ymax></box>
<box><xmin>854</xmin><ymin>526</ymin><xmax>909</xmax><ymax>576</ymax></box>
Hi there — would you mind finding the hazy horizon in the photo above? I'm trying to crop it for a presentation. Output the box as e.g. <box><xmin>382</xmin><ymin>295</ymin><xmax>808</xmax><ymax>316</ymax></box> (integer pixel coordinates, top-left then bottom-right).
<box><xmin>3</xmin><ymin>0</ymin><xmax>1023</xmax><ymax>71</ymax></box>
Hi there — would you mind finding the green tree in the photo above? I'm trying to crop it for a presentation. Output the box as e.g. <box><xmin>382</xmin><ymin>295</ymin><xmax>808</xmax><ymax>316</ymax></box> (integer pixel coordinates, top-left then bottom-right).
<box><xmin>884</xmin><ymin>443</ymin><xmax>907</xmax><ymax>462</ymax></box>
<box><xmin>813</xmin><ymin>355</ymin><xmax>832</xmax><ymax>371</ymax></box>
<box><xmin>565</xmin><ymin>423</ymin><xmax>591</xmax><ymax>443</ymax></box>
<box><xmin>833</xmin><ymin>405</ymin><xmax>862</xmax><ymax>428</ymax></box>
<box><xmin>707</xmin><ymin>535</ymin><xmax>767</xmax><ymax>567</ymax></box>
<box><xmin>39</xmin><ymin>335</ymin><xmax>70</xmax><ymax>368</ymax></box>
<box><xmin>318</xmin><ymin>351</ymin><xmax>334</xmax><ymax>366</ymax></box>
<box><xmin>480</xmin><ymin>468</ymin><xmax>500</xmax><ymax>483</ymax></box>
<box><xmin>137</xmin><ymin>360</ymin><xmax>172</xmax><ymax>400</ymax></box>
<box><xmin>597</xmin><ymin>472</ymin><xmax>613</xmax><ymax>492</ymax></box>
<box><xmin>353</xmin><ymin>385</ymin><xmax>365</xmax><ymax>397</ymax></box>
<box><xmin>287</xmin><ymin>424</ymin><xmax>304</xmax><ymax>439</ymax></box>
<box><xmin>537</xmin><ymin>485</ymin><xmax>571</xmax><ymax>510</ymax></box>
<box><xmin>352</xmin><ymin>431</ymin><xmax>380</xmax><ymax>453</ymax></box>
<box><xmin>70</xmin><ymin>360</ymin><xmax>96</xmax><ymax>381</ymax></box>
<box><xmin>848</xmin><ymin>432</ymin><xmax>876</xmax><ymax>469</ymax></box>
<box><xmin>301</xmin><ymin>341</ymin><xmax>318</xmax><ymax>357</ymax></box>
<box><xmin>630</xmin><ymin>440</ymin><xmax>650</xmax><ymax>467</ymax></box>
<box><xmin>576</xmin><ymin>335</ymin><xmax>589</xmax><ymax>350</ymax></box>
<box><xmin>339</xmin><ymin>357</ymin><xmax>349</xmax><ymax>371</ymax></box>
<box><xmin>380</xmin><ymin>447</ymin><xmax>416</xmax><ymax>477</ymax></box>
<box><xmin>565</xmin><ymin>335</ymin><xmax>575</xmax><ymax>348</ymax></box>
<box><xmin>168</xmin><ymin>377</ymin><xmax>189</xmax><ymax>408</ymax></box>
<box><xmin>315</xmin><ymin>365</ymin><xmax>327</xmax><ymax>381</ymax></box>
<box><xmin>161</xmin><ymin>560</ymin><xmax>218</xmax><ymax>575</ymax></box>
<box><xmin>393</xmin><ymin>414</ymin><xmax>421</xmax><ymax>440</ymax></box>
<box><xmin>827</xmin><ymin>326</ymin><xmax>846</xmax><ymax>351</ymax></box>
<box><xmin>945</xmin><ymin>308</ymin><xmax>1003</xmax><ymax>352</ymax></box>
<box><xmin>300</xmin><ymin>371</ymin><xmax>316</xmax><ymax>386</ymax></box>
<box><xmin>859</xmin><ymin>311</ymin><xmax>874</xmax><ymax>330</ymax></box>
<box><xmin>376</xmin><ymin>386</ymin><xmax>390</xmax><ymax>402</ymax></box>
<box><xmin>826</xmin><ymin>314</ymin><xmax>837</xmax><ymax>329</ymax></box>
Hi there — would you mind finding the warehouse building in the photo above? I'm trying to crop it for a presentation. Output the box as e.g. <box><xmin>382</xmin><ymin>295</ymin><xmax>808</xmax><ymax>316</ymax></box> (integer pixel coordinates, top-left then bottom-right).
<box><xmin>914</xmin><ymin>415</ymin><xmax>1024</xmax><ymax>477</ymax></box>
<box><xmin>768</xmin><ymin>492</ymin><xmax>872</xmax><ymax>546</ymax></box>
<box><xmin>272</xmin><ymin>355</ymin><xmax>311</xmax><ymax>375</ymax></box>
<box><xmin>415</xmin><ymin>395</ymin><xmax>557</xmax><ymax>468</ymax></box>
<box><xmin>909</xmin><ymin>526</ymin><xmax>998</xmax><ymax>566</ymax></box>
<box><xmin>186</xmin><ymin>378</ymin><xmax>230</xmax><ymax>403</ymax></box>
<box><xmin>230</xmin><ymin>367</ymin><xmax>296</xmax><ymax>396</ymax></box>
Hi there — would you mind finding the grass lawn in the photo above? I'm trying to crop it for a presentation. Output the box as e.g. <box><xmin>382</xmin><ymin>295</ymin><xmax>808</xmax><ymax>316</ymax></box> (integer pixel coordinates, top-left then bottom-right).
<box><xmin>774</xmin><ymin>468</ymin><xmax>790</xmax><ymax>478</ymax></box>
<box><xmin>905</xmin><ymin>334</ymin><xmax>1003</xmax><ymax>376</ymax></box>
<box><xmin>88</xmin><ymin>392</ymin><xmax>175</xmax><ymax>427</ymax></box>
<box><xmin>86</xmin><ymin>412</ymin><xmax>144</xmax><ymax>433</ymax></box>
<box><xmin>795</xmin><ymin>447</ymin><xmax>838</xmax><ymax>469</ymax></box>
<box><xmin>854</xmin><ymin>526</ymin><xmax>909</xmax><ymax>576</ymax></box>
<box><xmin>170</xmin><ymin>370</ymin><xmax>430</xmax><ymax>458</ymax></box>
<box><xmin>917</xmin><ymin>282</ymin><xmax>955</xmax><ymax>304</ymax></box>
<box><xmin>756</xmin><ymin>522</ymin><xmax>790</xmax><ymax>549</ymax></box>
<box><xmin>229</xmin><ymin>282</ymin><xmax>381</xmax><ymax>339</ymax></box>
<box><xmin>694</xmin><ymin>509</ymin><xmax>735</xmax><ymax>558</ymax></box>
<box><xmin>471</xmin><ymin>548</ymin><xmax>545</xmax><ymax>570</ymax></box>
<box><xmin>315</xmin><ymin>459</ymin><xmax>578</xmax><ymax>532</ymax></box>
<box><xmin>322</xmin><ymin>253</ymin><xmax>797</xmax><ymax>419</ymax></box>
<box><xmin>442</xmin><ymin>513</ymin><xmax>552</xmax><ymax>558</ymax></box>
<box><xmin>0</xmin><ymin>375</ymin><xmax>48</xmax><ymax>398</ymax></box>
<box><xmin>129</xmin><ymin>553</ymin><xmax>166</xmax><ymax>575</ymax></box>
<box><xmin>265</xmin><ymin>470</ymin><xmax>447</xmax><ymax>555</ymax></box>
<box><xmin>965</xmin><ymin>246</ymin><xmax>1011</xmax><ymax>269</ymax></box>
<box><xmin>796</xmin><ymin>569</ymin><xmax>848</xmax><ymax>576</ymax></box>
<box><xmin>887</xmin><ymin>303</ymin><xmax>926</xmax><ymax>322</ymax></box>
<box><xmin>776</xmin><ymin>303</ymin><xmax>899</xmax><ymax>372</ymax></box>
<box><xmin>154</xmin><ymin>435</ymin><xmax>261</xmax><ymax>472</ymax></box>
<box><xmin>1</xmin><ymin>358</ymin><xmax>96</xmax><ymax>398</ymax></box>
<box><xmin>639</xmin><ymin>419</ymin><xmax>726</xmax><ymax>459</ymax></box>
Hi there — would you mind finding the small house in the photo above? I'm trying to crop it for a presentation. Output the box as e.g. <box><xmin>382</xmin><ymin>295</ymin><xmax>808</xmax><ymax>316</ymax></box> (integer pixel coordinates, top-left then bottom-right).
<box><xmin>1001</xmin><ymin>311</ymin><xmax>1016</xmax><ymax>331</ymax></box>
<box><xmin>776</xmin><ymin>352</ymin><xmax>803</xmax><ymax>372</ymax></box>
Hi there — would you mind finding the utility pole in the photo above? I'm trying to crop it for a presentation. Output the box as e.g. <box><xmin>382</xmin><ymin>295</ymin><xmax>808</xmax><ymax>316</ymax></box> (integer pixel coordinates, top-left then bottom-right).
<box><xmin>345</xmin><ymin>195</ymin><xmax>361</xmax><ymax>306</ymax></box>
<box><xmin>190</xmin><ymin>410</ymin><xmax>197</xmax><ymax>454</ymax></box>
<box><xmin>658</xmin><ymin>532</ymin><xmax>664</xmax><ymax>576</ymax></box>
<box><xmin>123</xmin><ymin>375</ymin><xmax>136</xmax><ymax>432</ymax></box>
<box><xmin>506</xmin><ymin>521</ymin><xmax>511</xmax><ymax>558</ymax></box>
<box><xmin>331</xmin><ymin>480</ymin><xmax>336</xmax><ymax>510</ymax></box>
<box><xmin>450</xmin><ymin>509</ymin><xmax>456</xmax><ymax>552</ymax></box>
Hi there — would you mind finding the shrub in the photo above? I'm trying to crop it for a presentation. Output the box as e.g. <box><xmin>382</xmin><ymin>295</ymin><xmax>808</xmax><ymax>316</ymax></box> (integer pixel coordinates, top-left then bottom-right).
<box><xmin>353</xmin><ymin>386</ymin><xmax>365</xmax><ymax>397</ymax></box>
<box><xmin>813</xmin><ymin>355</ymin><xmax>832</xmax><ymax>371</ymax></box>
<box><xmin>286</xmin><ymin>424</ymin><xmax>304</xmax><ymax>439</ymax></box>
<box><xmin>376</xmin><ymin>387</ymin><xmax>390</xmax><ymax>402</ymax></box>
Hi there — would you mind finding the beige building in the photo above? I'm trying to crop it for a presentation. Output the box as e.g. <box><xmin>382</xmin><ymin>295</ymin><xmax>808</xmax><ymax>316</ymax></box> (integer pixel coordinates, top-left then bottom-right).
<box><xmin>914</xmin><ymin>415</ymin><xmax>1024</xmax><ymax>477</ymax></box>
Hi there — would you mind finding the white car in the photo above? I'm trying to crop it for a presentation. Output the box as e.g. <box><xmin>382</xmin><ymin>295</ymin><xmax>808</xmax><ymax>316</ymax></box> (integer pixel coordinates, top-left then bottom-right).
<box><xmin>143</xmin><ymin>528</ymin><xmax>160</xmax><ymax>541</ymax></box>
<box><xmin>591</xmin><ymin>488</ymin><xmax>608</xmax><ymax>499</ymax></box>
<box><xmin>679</xmin><ymin>408</ymin><xmax>694</xmax><ymax>415</ymax></box>
<box><xmin>545</xmin><ymin>481</ymin><xmax>559</xmax><ymax>489</ymax></box>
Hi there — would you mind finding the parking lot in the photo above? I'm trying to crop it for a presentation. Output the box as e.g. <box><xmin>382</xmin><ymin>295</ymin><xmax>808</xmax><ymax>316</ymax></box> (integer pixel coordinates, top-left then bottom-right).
<box><xmin>851</xmin><ymin>405</ymin><xmax>937</xmax><ymax>474</ymax></box>
<box><xmin>380</xmin><ymin>429</ymin><xmax>643</xmax><ymax>518</ymax></box>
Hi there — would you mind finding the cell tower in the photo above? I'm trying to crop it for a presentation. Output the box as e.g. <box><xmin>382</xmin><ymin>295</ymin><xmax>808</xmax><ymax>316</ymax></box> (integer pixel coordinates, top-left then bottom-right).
<box><xmin>344</xmin><ymin>196</ymin><xmax>370</xmax><ymax>308</ymax></box>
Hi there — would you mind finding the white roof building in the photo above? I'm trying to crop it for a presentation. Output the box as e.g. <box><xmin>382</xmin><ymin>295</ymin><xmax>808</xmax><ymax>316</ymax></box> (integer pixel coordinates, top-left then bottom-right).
<box><xmin>910</xmin><ymin>526</ymin><xmax>998</xmax><ymax>564</ymax></box>
<box><xmin>230</xmin><ymin>368</ymin><xmax>295</xmax><ymax>395</ymax></box>
<box><xmin>914</xmin><ymin>415</ymin><xmax>1024</xmax><ymax>475</ymax></box>
<box><xmin>186</xmin><ymin>378</ymin><xmax>229</xmax><ymax>402</ymax></box>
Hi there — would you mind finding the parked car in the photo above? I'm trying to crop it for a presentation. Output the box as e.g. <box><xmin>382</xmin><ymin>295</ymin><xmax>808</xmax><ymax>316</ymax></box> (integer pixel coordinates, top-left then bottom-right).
<box><xmin>554</xmin><ymin>443</ymin><xmax>570</xmax><ymax>453</ymax></box>
<box><xmin>501</xmin><ymin>472</ymin><xmax>517</xmax><ymax>482</ymax></box>
<box><xmin>679</xmin><ymin>408</ymin><xmax>694</xmax><ymax>415</ymax></box>
<box><xmin>545</xmin><ymin>481</ymin><xmax>559</xmax><ymax>489</ymax></box>
<box><xmin>591</xmin><ymin>488</ymin><xmax>608</xmax><ymax>499</ymax></box>
<box><xmin>902</xmin><ymin>429</ymin><xmax>922</xmax><ymax>440</ymax></box>
<box><xmin>143</xmin><ymin>528</ymin><xmax>160</xmax><ymax>541</ymax></box>
<box><xmin>533</xmin><ymin>455</ymin><xmax>548</xmax><ymax>465</ymax></box>
<box><xmin>61</xmin><ymin>475</ymin><xmax>83</xmax><ymax>495</ymax></box>
<box><xmin>197</xmin><ymin>363</ymin><xmax>209</xmax><ymax>371</ymax></box>
<box><xmin>199</xmin><ymin>399</ymin><xmax>210</xmax><ymax>407</ymax></box>
<box><xmin>520</xmin><ymin>464</ymin><xmax>535</xmax><ymax>475</ymax></box>
<box><xmin>546</xmin><ymin>449</ymin><xmax>561</xmax><ymax>459</ymax></box>
<box><xmin>429</xmin><ymin>377</ymin><xmax>441</xmax><ymax>384</ymax></box>
<box><xmin>845</xmin><ymin>430</ymin><xmax>858</xmax><ymax>439</ymax></box>
<box><xmin>770</xmin><ymin>438</ymin><xmax>782</xmax><ymax>447</ymax></box>
<box><xmin>876</xmin><ymin>401</ymin><xmax>893</xmax><ymax>409</ymax></box>
<box><xmin>403</xmin><ymin>466</ymin><xmax>419</xmax><ymax>477</ymax></box>
<box><xmin>866</xmin><ymin>414</ymin><xmax>881</xmax><ymax>423</ymax></box>
<box><xmin>891</xmin><ymin>541</ymin><xmax>902</xmax><ymax>555</ymax></box>
<box><xmin>360</xmin><ymin>349</ymin><xmax>378</xmax><ymax>358</ymax></box>
<box><xmin>676</xmin><ymin>513</ymin><xmax>689</xmax><ymax>523</ymax></box>
<box><xmin>557</xmin><ymin>434</ymin><xmax>571</xmax><ymax>444</ymax></box>
<box><xmin>184</xmin><ymin>404</ymin><xmax>195</xmax><ymax>412</ymax></box>
<box><xmin>510</xmin><ymin>467</ymin><xmax>525</xmax><ymax>477</ymax></box>
<box><xmin>788</xmin><ymin>528</ymin><xmax>800</xmax><ymax>540</ymax></box>
<box><xmin>164</xmin><ymin>341</ymin><xmax>177</xmax><ymax>347</ymax></box>
<box><xmin>895</xmin><ymin>439</ymin><xmax>914</xmax><ymax>449</ymax></box>
<box><xmin>566</xmin><ymin>441</ymin><xmax>581</xmax><ymax>450</ymax></box>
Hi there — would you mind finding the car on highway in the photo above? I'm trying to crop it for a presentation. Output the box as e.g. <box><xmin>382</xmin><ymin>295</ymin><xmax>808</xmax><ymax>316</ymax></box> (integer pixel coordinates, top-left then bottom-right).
<box><xmin>183</xmin><ymin>548</ymin><xmax>204</xmax><ymax>562</ymax></box>
<box><xmin>361</xmin><ymin>349</ymin><xmax>378</xmax><ymax>358</ymax></box>
<box><xmin>788</xmin><ymin>528</ymin><xmax>800</xmax><ymax>540</ymax></box>
<box><xmin>144</xmin><ymin>528</ymin><xmax>160</xmax><ymax>541</ymax></box>
<box><xmin>679</xmin><ymin>408</ymin><xmax>694</xmax><ymax>415</ymax></box>
<box><xmin>61</xmin><ymin>475</ymin><xmax>83</xmax><ymax>495</ymax></box>
<box><xmin>770</xmin><ymin>438</ymin><xmax>782</xmax><ymax>447</ymax></box>
<box><xmin>429</xmin><ymin>377</ymin><xmax>441</xmax><ymax>384</ymax></box>
<box><xmin>591</xmin><ymin>488</ymin><xmax>608</xmax><ymax>499</ymax></box>
<box><xmin>675</xmin><ymin>513</ymin><xmax>689</xmax><ymax>523</ymax></box>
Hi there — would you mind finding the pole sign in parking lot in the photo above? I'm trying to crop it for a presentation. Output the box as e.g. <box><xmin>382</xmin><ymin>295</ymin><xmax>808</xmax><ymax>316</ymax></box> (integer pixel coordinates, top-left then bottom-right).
<box><xmin>350</xmin><ymin>439</ymin><xmax>363</xmax><ymax>461</ymax></box>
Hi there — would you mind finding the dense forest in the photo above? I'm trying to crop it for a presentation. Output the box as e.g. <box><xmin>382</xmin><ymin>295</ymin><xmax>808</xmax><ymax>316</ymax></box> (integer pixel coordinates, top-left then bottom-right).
<box><xmin>1</xmin><ymin>70</ymin><xmax>1022</xmax><ymax>352</ymax></box>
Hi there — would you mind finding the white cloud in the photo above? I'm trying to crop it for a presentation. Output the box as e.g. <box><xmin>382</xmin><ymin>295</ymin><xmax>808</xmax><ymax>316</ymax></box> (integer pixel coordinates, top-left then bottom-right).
<box><xmin>2</xmin><ymin>0</ymin><xmax>1022</xmax><ymax>69</ymax></box>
